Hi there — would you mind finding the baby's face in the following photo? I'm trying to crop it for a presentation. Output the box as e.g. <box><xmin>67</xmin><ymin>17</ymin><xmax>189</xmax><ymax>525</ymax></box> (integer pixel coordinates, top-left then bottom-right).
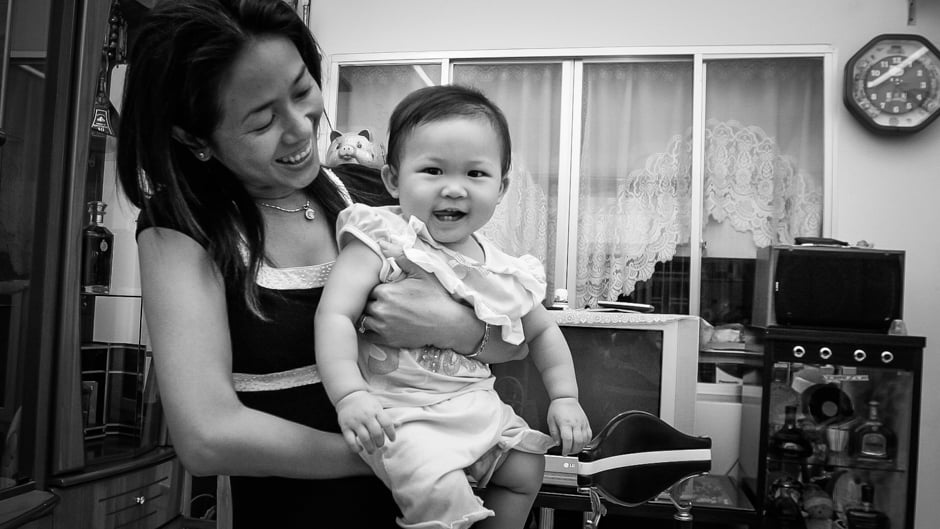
<box><xmin>385</xmin><ymin>117</ymin><xmax>505</xmax><ymax>254</ymax></box>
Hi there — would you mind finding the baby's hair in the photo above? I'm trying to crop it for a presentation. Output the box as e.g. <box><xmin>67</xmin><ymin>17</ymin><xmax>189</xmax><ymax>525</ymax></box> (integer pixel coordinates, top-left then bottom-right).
<box><xmin>385</xmin><ymin>85</ymin><xmax>512</xmax><ymax>176</ymax></box>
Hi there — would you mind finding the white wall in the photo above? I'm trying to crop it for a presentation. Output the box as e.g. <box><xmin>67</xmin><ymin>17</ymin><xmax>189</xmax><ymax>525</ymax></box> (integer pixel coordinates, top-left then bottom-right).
<box><xmin>309</xmin><ymin>1</ymin><xmax>940</xmax><ymax>527</ymax></box>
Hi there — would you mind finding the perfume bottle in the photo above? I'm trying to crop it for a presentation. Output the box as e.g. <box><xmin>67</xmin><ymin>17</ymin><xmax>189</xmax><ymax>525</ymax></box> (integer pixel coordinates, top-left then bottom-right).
<box><xmin>845</xmin><ymin>483</ymin><xmax>890</xmax><ymax>529</ymax></box>
<box><xmin>81</xmin><ymin>200</ymin><xmax>114</xmax><ymax>294</ymax></box>
<box><xmin>852</xmin><ymin>400</ymin><xmax>896</xmax><ymax>461</ymax></box>
<box><xmin>769</xmin><ymin>405</ymin><xmax>814</xmax><ymax>460</ymax></box>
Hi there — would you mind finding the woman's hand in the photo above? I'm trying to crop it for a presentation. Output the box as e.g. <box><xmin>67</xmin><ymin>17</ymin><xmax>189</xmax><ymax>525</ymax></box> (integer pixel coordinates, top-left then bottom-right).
<box><xmin>359</xmin><ymin>253</ymin><xmax>465</xmax><ymax>349</ymax></box>
<box><xmin>360</xmin><ymin>248</ymin><xmax>478</xmax><ymax>351</ymax></box>
<box><xmin>361</xmin><ymin>247</ymin><xmax>528</xmax><ymax>363</ymax></box>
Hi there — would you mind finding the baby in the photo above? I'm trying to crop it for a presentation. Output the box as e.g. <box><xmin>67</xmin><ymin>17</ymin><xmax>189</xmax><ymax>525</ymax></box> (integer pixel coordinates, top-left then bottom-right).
<box><xmin>315</xmin><ymin>85</ymin><xmax>591</xmax><ymax>529</ymax></box>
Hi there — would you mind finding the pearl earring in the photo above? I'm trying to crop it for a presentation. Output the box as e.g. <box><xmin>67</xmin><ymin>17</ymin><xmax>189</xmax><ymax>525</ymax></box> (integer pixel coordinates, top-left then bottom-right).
<box><xmin>196</xmin><ymin>151</ymin><xmax>210</xmax><ymax>161</ymax></box>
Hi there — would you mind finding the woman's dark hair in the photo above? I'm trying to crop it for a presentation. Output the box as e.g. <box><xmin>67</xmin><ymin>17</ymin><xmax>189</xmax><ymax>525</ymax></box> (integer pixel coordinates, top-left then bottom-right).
<box><xmin>117</xmin><ymin>0</ymin><xmax>348</xmax><ymax>316</ymax></box>
<box><xmin>385</xmin><ymin>84</ymin><xmax>513</xmax><ymax>177</ymax></box>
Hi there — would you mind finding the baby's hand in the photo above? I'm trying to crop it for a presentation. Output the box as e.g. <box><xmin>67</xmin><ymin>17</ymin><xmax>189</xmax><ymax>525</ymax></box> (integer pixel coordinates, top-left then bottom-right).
<box><xmin>547</xmin><ymin>397</ymin><xmax>593</xmax><ymax>455</ymax></box>
<box><xmin>334</xmin><ymin>390</ymin><xmax>397</xmax><ymax>454</ymax></box>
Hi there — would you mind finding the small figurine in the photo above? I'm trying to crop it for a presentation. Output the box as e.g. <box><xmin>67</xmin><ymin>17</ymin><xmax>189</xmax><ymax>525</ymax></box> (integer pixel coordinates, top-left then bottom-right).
<box><xmin>324</xmin><ymin>129</ymin><xmax>385</xmax><ymax>169</ymax></box>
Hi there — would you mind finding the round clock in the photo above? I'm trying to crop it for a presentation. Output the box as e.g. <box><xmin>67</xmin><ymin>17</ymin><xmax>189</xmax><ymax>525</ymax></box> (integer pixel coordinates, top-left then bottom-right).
<box><xmin>844</xmin><ymin>34</ymin><xmax>940</xmax><ymax>134</ymax></box>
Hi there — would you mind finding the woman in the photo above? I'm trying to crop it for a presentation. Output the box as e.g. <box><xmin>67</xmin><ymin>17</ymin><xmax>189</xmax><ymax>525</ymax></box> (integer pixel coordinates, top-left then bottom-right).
<box><xmin>116</xmin><ymin>1</ymin><xmax>522</xmax><ymax>527</ymax></box>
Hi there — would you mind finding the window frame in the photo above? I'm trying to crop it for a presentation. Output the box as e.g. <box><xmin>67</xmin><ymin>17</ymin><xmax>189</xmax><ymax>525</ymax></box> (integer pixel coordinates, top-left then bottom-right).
<box><xmin>325</xmin><ymin>45</ymin><xmax>836</xmax><ymax>316</ymax></box>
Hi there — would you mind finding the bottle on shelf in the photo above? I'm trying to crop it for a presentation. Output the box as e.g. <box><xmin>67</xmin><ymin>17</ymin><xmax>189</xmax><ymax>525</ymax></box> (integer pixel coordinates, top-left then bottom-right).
<box><xmin>845</xmin><ymin>483</ymin><xmax>889</xmax><ymax>529</ymax></box>
<box><xmin>768</xmin><ymin>405</ymin><xmax>814</xmax><ymax>460</ymax></box>
<box><xmin>766</xmin><ymin>474</ymin><xmax>807</xmax><ymax>529</ymax></box>
<box><xmin>81</xmin><ymin>200</ymin><xmax>114</xmax><ymax>294</ymax></box>
<box><xmin>769</xmin><ymin>363</ymin><xmax>801</xmax><ymax>427</ymax></box>
<box><xmin>852</xmin><ymin>400</ymin><xmax>896</xmax><ymax>461</ymax></box>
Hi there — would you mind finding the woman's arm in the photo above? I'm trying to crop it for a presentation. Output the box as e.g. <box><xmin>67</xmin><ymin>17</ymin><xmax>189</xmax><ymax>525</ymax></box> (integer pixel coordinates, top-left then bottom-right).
<box><xmin>360</xmin><ymin>253</ymin><xmax>528</xmax><ymax>363</ymax></box>
<box><xmin>138</xmin><ymin>227</ymin><xmax>367</xmax><ymax>478</ymax></box>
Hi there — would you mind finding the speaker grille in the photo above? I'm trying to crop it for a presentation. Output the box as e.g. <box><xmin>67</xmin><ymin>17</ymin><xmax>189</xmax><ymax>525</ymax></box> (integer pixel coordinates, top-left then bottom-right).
<box><xmin>773</xmin><ymin>250</ymin><xmax>903</xmax><ymax>332</ymax></box>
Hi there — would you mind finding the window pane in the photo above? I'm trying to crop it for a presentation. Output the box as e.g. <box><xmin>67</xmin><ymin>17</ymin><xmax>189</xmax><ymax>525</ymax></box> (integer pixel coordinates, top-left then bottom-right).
<box><xmin>0</xmin><ymin>53</ymin><xmax>48</xmax><ymax>495</ymax></box>
<box><xmin>576</xmin><ymin>61</ymin><xmax>694</xmax><ymax>310</ymax></box>
<box><xmin>700</xmin><ymin>58</ymin><xmax>824</xmax><ymax>328</ymax></box>
<box><xmin>335</xmin><ymin>64</ymin><xmax>441</xmax><ymax>150</ymax></box>
<box><xmin>453</xmin><ymin>63</ymin><xmax>562</xmax><ymax>299</ymax></box>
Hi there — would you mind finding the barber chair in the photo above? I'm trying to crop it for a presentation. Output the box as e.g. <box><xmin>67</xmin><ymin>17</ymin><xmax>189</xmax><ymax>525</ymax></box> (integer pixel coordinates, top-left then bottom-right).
<box><xmin>575</xmin><ymin>411</ymin><xmax>712</xmax><ymax>529</ymax></box>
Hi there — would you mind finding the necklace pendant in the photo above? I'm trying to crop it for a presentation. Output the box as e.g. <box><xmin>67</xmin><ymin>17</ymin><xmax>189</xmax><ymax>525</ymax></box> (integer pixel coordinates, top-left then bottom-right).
<box><xmin>304</xmin><ymin>207</ymin><xmax>316</xmax><ymax>221</ymax></box>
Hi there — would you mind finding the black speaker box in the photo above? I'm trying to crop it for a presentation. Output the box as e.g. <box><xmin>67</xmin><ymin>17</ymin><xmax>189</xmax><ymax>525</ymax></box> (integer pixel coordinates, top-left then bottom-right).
<box><xmin>752</xmin><ymin>245</ymin><xmax>904</xmax><ymax>333</ymax></box>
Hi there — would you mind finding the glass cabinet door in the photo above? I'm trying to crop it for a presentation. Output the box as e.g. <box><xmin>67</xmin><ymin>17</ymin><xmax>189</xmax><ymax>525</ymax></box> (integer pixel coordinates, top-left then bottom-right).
<box><xmin>0</xmin><ymin>0</ymin><xmax>51</xmax><ymax>498</ymax></box>
<box><xmin>758</xmin><ymin>330</ymin><xmax>923</xmax><ymax>529</ymax></box>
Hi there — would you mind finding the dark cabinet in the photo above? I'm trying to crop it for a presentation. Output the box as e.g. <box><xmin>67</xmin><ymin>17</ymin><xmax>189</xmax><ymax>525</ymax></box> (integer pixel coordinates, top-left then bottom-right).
<box><xmin>740</xmin><ymin>328</ymin><xmax>923</xmax><ymax>529</ymax></box>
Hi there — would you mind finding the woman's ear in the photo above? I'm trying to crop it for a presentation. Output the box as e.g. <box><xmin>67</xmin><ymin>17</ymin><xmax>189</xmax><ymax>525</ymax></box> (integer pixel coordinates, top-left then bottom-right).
<box><xmin>380</xmin><ymin>165</ymin><xmax>400</xmax><ymax>198</ymax></box>
<box><xmin>171</xmin><ymin>126</ymin><xmax>213</xmax><ymax>161</ymax></box>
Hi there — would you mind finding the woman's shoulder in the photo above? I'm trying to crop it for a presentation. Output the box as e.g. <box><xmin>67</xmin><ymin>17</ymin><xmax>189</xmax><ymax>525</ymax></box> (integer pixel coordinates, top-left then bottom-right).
<box><xmin>134</xmin><ymin>195</ymin><xmax>210</xmax><ymax>249</ymax></box>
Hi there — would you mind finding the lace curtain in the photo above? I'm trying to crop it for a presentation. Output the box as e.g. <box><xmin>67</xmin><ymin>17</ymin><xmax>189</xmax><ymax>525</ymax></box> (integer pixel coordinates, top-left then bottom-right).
<box><xmin>334</xmin><ymin>58</ymin><xmax>824</xmax><ymax>309</ymax></box>
<box><xmin>576</xmin><ymin>59</ymin><xmax>823</xmax><ymax>308</ymax></box>
<box><xmin>335</xmin><ymin>62</ymin><xmax>562</xmax><ymax>292</ymax></box>
<box><xmin>576</xmin><ymin>61</ymin><xmax>696</xmax><ymax>308</ymax></box>
<box><xmin>455</xmin><ymin>63</ymin><xmax>562</xmax><ymax>291</ymax></box>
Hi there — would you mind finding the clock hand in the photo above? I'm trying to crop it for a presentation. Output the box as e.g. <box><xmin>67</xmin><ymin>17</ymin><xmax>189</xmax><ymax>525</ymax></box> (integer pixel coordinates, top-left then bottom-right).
<box><xmin>867</xmin><ymin>46</ymin><xmax>929</xmax><ymax>88</ymax></box>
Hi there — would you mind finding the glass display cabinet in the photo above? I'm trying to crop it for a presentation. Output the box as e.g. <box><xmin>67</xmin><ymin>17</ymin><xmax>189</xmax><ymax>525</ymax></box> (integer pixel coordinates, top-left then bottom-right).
<box><xmin>739</xmin><ymin>328</ymin><xmax>923</xmax><ymax>529</ymax></box>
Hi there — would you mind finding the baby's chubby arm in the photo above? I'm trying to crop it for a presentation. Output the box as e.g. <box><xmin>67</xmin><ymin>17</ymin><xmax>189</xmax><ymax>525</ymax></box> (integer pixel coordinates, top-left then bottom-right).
<box><xmin>315</xmin><ymin>240</ymin><xmax>396</xmax><ymax>454</ymax></box>
<box><xmin>522</xmin><ymin>304</ymin><xmax>592</xmax><ymax>455</ymax></box>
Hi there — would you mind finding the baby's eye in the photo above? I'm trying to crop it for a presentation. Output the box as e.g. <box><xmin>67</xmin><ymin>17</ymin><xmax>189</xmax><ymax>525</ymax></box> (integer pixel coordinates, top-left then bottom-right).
<box><xmin>468</xmin><ymin>170</ymin><xmax>490</xmax><ymax>178</ymax></box>
<box><xmin>420</xmin><ymin>167</ymin><xmax>443</xmax><ymax>176</ymax></box>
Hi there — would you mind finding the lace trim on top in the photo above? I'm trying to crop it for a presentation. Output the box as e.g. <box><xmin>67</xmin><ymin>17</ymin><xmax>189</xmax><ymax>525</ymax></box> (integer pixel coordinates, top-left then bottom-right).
<box><xmin>256</xmin><ymin>261</ymin><xmax>333</xmax><ymax>290</ymax></box>
<box><xmin>232</xmin><ymin>262</ymin><xmax>333</xmax><ymax>391</ymax></box>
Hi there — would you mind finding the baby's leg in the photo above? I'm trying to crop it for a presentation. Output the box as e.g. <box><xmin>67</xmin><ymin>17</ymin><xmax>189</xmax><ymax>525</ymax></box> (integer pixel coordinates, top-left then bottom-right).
<box><xmin>476</xmin><ymin>450</ymin><xmax>545</xmax><ymax>529</ymax></box>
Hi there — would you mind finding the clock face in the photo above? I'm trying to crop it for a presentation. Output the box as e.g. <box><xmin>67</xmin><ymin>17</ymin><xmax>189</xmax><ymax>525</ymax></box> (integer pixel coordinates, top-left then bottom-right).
<box><xmin>844</xmin><ymin>34</ymin><xmax>940</xmax><ymax>134</ymax></box>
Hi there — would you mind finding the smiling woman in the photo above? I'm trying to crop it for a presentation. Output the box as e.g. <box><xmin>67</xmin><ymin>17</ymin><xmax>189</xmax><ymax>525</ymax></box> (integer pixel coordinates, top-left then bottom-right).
<box><xmin>174</xmin><ymin>35</ymin><xmax>325</xmax><ymax>206</ymax></box>
<box><xmin>111</xmin><ymin>1</ymin><xmax>522</xmax><ymax>527</ymax></box>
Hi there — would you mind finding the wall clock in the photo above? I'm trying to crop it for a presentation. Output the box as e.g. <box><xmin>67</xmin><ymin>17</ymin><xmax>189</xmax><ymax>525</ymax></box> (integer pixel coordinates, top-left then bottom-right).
<box><xmin>843</xmin><ymin>34</ymin><xmax>940</xmax><ymax>134</ymax></box>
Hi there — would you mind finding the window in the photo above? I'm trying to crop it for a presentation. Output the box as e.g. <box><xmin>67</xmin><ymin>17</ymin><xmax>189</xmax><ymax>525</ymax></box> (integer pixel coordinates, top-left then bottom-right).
<box><xmin>325</xmin><ymin>47</ymin><xmax>833</xmax><ymax>328</ymax></box>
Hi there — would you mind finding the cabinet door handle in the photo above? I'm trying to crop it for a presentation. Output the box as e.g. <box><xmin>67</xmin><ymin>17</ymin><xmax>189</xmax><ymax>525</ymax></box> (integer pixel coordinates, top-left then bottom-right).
<box><xmin>792</xmin><ymin>345</ymin><xmax>805</xmax><ymax>358</ymax></box>
<box><xmin>819</xmin><ymin>347</ymin><xmax>832</xmax><ymax>360</ymax></box>
<box><xmin>853</xmin><ymin>349</ymin><xmax>867</xmax><ymax>362</ymax></box>
<box><xmin>881</xmin><ymin>350</ymin><xmax>894</xmax><ymax>364</ymax></box>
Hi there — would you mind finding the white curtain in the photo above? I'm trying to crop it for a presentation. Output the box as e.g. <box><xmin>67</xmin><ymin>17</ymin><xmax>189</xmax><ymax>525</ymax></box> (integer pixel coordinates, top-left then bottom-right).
<box><xmin>575</xmin><ymin>59</ymin><xmax>823</xmax><ymax>308</ymax></box>
<box><xmin>576</xmin><ymin>61</ymin><xmax>695</xmax><ymax>308</ymax></box>
<box><xmin>454</xmin><ymin>63</ymin><xmax>562</xmax><ymax>295</ymax></box>
<box><xmin>335</xmin><ymin>64</ymin><xmax>442</xmax><ymax>147</ymax></box>
<box><xmin>334</xmin><ymin>58</ymin><xmax>824</xmax><ymax>309</ymax></box>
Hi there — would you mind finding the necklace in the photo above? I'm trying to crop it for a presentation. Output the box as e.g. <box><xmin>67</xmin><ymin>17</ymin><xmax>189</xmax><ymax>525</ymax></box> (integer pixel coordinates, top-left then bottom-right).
<box><xmin>258</xmin><ymin>199</ymin><xmax>316</xmax><ymax>221</ymax></box>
